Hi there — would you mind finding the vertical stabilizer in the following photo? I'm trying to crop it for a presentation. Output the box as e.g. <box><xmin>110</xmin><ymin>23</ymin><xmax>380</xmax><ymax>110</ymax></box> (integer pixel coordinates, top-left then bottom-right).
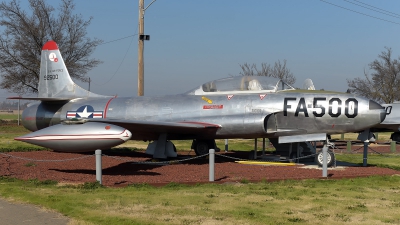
<box><xmin>38</xmin><ymin>40</ymin><xmax>106</xmax><ymax>99</ymax></box>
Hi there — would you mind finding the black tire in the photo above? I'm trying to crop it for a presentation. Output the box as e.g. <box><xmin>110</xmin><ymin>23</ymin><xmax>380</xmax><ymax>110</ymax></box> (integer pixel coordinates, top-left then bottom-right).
<box><xmin>391</xmin><ymin>132</ymin><xmax>400</xmax><ymax>142</ymax></box>
<box><xmin>194</xmin><ymin>141</ymin><xmax>210</xmax><ymax>156</ymax></box>
<box><xmin>316</xmin><ymin>150</ymin><xmax>335</xmax><ymax>167</ymax></box>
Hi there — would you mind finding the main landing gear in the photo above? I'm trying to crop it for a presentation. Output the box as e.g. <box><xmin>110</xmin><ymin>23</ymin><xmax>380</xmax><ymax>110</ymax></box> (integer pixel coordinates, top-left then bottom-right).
<box><xmin>314</xmin><ymin>138</ymin><xmax>336</xmax><ymax>167</ymax></box>
<box><xmin>315</xmin><ymin>149</ymin><xmax>335</xmax><ymax>167</ymax></box>
<box><xmin>191</xmin><ymin>139</ymin><xmax>220</xmax><ymax>155</ymax></box>
<box><xmin>391</xmin><ymin>132</ymin><xmax>400</xmax><ymax>143</ymax></box>
<box><xmin>270</xmin><ymin>137</ymin><xmax>336</xmax><ymax>167</ymax></box>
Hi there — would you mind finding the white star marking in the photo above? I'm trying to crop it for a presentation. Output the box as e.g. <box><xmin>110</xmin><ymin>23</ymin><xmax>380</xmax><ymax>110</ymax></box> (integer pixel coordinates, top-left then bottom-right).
<box><xmin>77</xmin><ymin>106</ymin><xmax>93</xmax><ymax>118</ymax></box>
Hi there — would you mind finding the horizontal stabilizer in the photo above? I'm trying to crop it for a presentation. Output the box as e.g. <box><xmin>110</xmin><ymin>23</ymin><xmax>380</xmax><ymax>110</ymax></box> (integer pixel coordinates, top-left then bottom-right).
<box><xmin>7</xmin><ymin>96</ymin><xmax>72</xmax><ymax>102</ymax></box>
<box><xmin>7</xmin><ymin>96</ymin><xmax>110</xmax><ymax>102</ymax></box>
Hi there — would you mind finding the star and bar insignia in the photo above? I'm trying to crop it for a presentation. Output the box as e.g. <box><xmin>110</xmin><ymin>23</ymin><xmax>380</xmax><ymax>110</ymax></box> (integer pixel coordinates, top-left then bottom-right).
<box><xmin>66</xmin><ymin>105</ymin><xmax>103</xmax><ymax>119</ymax></box>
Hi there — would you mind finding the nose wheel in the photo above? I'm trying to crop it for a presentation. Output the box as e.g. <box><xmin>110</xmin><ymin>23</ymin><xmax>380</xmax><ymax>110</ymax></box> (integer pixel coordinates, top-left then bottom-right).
<box><xmin>316</xmin><ymin>149</ymin><xmax>335</xmax><ymax>167</ymax></box>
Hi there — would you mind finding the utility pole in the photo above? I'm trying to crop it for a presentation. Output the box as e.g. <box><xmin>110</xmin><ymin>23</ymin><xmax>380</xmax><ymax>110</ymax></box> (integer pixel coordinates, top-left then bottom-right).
<box><xmin>138</xmin><ymin>0</ymin><xmax>144</xmax><ymax>96</ymax></box>
<box><xmin>138</xmin><ymin>0</ymin><xmax>154</xmax><ymax>96</ymax></box>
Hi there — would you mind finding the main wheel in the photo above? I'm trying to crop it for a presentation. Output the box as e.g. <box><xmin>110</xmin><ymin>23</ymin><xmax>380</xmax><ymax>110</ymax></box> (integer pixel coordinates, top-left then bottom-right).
<box><xmin>194</xmin><ymin>141</ymin><xmax>210</xmax><ymax>156</ymax></box>
<box><xmin>391</xmin><ymin>132</ymin><xmax>400</xmax><ymax>143</ymax></box>
<box><xmin>316</xmin><ymin>150</ymin><xmax>335</xmax><ymax>167</ymax></box>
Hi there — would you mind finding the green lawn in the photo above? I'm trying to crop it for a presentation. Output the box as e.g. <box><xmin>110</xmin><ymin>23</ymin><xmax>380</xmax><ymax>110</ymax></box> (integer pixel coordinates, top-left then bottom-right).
<box><xmin>331</xmin><ymin>132</ymin><xmax>392</xmax><ymax>142</ymax></box>
<box><xmin>336</xmin><ymin>153</ymin><xmax>400</xmax><ymax>171</ymax></box>
<box><xmin>0</xmin><ymin>125</ymin><xmax>46</xmax><ymax>152</ymax></box>
<box><xmin>1</xmin><ymin>175</ymin><xmax>400</xmax><ymax>224</ymax></box>
<box><xmin>0</xmin><ymin>113</ymin><xmax>20</xmax><ymax>120</ymax></box>
<box><xmin>1</xmin><ymin>125</ymin><xmax>400</xmax><ymax>224</ymax></box>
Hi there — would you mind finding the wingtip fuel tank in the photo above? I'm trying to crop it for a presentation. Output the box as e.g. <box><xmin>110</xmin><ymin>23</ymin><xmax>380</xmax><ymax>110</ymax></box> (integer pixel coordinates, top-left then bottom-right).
<box><xmin>15</xmin><ymin>122</ymin><xmax>132</xmax><ymax>152</ymax></box>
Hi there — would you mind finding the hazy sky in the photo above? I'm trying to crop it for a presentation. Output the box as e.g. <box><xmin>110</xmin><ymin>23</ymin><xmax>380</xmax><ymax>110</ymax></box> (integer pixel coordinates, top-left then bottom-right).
<box><xmin>2</xmin><ymin>0</ymin><xmax>400</xmax><ymax>101</ymax></box>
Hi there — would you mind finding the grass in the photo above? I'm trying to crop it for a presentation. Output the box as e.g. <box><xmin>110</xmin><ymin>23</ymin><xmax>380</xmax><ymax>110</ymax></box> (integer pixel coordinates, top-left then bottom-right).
<box><xmin>1</xmin><ymin>176</ymin><xmax>400</xmax><ymax>224</ymax></box>
<box><xmin>0</xmin><ymin>113</ymin><xmax>20</xmax><ymax>120</ymax></box>
<box><xmin>336</xmin><ymin>153</ymin><xmax>400</xmax><ymax>171</ymax></box>
<box><xmin>331</xmin><ymin>132</ymin><xmax>392</xmax><ymax>142</ymax></box>
<box><xmin>1</xmin><ymin>125</ymin><xmax>400</xmax><ymax>224</ymax></box>
<box><xmin>0</xmin><ymin>125</ymin><xmax>47</xmax><ymax>152</ymax></box>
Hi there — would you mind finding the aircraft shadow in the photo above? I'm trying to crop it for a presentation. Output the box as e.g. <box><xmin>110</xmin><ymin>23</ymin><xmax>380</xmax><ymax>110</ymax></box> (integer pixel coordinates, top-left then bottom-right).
<box><xmin>48</xmin><ymin>150</ymin><xmax>270</xmax><ymax>177</ymax></box>
<box><xmin>48</xmin><ymin>152</ymin><xmax>243</xmax><ymax>177</ymax></box>
<box><xmin>49</xmin><ymin>162</ymin><xmax>163</xmax><ymax>176</ymax></box>
<box><xmin>174</xmin><ymin>155</ymin><xmax>242</xmax><ymax>165</ymax></box>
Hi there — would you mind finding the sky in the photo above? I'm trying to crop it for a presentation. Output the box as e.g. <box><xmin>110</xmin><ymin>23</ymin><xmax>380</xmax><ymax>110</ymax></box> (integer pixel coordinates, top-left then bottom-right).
<box><xmin>2</xmin><ymin>0</ymin><xmax>400</xmax><ymax>102</ymax></box>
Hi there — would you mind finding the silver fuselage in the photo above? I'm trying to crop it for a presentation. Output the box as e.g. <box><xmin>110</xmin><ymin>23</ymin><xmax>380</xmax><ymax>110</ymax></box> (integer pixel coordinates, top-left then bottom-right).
<box><xmin>22</xmin><ymin>90</ymin><xmax>385</xmax><ymax>141</ymax></box>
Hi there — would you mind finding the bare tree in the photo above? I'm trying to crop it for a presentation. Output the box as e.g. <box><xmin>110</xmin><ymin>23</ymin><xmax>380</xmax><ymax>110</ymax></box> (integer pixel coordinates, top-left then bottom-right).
<box><xmin>0</xmin><ymin>0</ymin><xmax>102</xmax><ymax>95</ymax></box>
<box><xmin>239</xmin><ymin>59</ymin><xmax>296</xmax><ymax>85</ymax></box>
<box><xmin>347</xmin><ymin>47</ymin><xmax>400</xmax><ymax>104</ymax></box>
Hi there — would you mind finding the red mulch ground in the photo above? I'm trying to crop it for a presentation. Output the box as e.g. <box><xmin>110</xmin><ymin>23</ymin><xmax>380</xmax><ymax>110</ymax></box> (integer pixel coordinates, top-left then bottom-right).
<box><xmin>1</xmin><ymin>142</ymin><xmax>400</xmax><ymax>187</ymax></box>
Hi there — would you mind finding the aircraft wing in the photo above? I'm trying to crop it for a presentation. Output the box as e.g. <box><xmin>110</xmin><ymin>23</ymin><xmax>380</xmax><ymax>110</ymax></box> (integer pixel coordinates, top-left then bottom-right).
<box><xmin>87</xmin><ymin>119</ymin><xmax>222</xmax><ymax>140</ymax></box>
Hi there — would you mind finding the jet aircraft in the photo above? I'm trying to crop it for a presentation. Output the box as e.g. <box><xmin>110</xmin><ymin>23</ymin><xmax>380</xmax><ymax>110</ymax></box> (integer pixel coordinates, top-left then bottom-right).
<box><xmin>10</xmin><ymin>40</ymin><xmax>387</xmax><ymax>159</ymax></box>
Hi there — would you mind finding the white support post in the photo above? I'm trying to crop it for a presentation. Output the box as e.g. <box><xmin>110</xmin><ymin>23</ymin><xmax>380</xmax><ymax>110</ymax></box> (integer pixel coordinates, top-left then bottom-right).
<box><xmin>322</xmin><ymin>145</ymin><xmax>328</xmax><ymax>177</ymax></box>
<box><xmin>95</xmin><ymin>150</ymin><xmax>102</xmax><ymax>184</ymax></box>
<box><xmin>209</xmin><ymin>149</ymin><xmax>215</xmax><ymax>182</ymax></box>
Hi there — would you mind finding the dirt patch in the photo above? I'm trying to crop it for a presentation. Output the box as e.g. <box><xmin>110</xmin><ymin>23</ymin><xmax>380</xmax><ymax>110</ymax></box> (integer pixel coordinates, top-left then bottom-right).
<box><xmin>0</xmin><ymin>144</ymin><xmax>399</xmax><ymax>187</ymax></box>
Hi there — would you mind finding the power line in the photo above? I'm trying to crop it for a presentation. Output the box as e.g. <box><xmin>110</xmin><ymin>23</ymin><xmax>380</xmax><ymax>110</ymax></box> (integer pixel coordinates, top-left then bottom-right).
<box><xmin>99</xmin><ymin>34</ymin><xmax>138</xmax><ymax>46</ymax></box>
<box><xmin>320</xmin><ymin>0</ymin><xmax>400</xmax><ymax>25</ymax></box>
<box><xmin>344</xmin><ymin>0</ymin><xmax>400</xmax><ymax>19</ymax></box>
<box><xmin>91</xmin><ymin>33</ymin><xmax>137</xmax><ymax>86</ymax></box>
<box><xmin>90</xmin><ymin>25</ymin><xmax>139</xmax><ymax>86</ymax></box>
<box><xmin>353</xmin><ymin>0</ymin><xmax>400</xmax><ymax>17</ymax></box>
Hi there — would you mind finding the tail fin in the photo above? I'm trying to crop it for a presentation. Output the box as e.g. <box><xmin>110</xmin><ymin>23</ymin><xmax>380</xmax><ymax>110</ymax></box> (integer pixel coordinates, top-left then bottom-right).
<box><xmin>37</xmin><ymin>40</ymin><xmax>107</xmax><ymax>99</ymax></box>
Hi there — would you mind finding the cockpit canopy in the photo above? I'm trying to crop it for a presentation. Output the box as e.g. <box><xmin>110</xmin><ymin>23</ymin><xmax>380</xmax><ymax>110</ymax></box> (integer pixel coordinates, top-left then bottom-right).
<box><xmin>186</xmin><ymin>76</ymin><xmax>295</xmax><ymax>95</ymax></box>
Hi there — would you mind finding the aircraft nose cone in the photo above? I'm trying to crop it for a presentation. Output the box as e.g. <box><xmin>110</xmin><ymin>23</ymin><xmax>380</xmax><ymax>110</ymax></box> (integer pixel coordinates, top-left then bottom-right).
<box><xmin>369</xmin><ymin>100</ymin><xmax>386</xmax><ymax>122</ymax></box>
<box><xmin>380</xmin><ymin>110</ymin><xmax>386</xmax><ymax>123</ymax></box>
<box><xmin>122</xmin><ymin>129</ymin><xmax>132</xmax><ymax>141</ymax></box>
